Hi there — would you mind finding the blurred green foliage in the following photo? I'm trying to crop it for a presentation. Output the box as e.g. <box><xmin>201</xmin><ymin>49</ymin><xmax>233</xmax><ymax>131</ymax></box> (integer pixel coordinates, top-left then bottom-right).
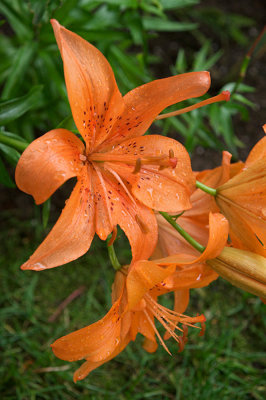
<box><xmin>0</xmin><ymin>0</ymin><xmax>259</xmax><ymax>187</ymax></box>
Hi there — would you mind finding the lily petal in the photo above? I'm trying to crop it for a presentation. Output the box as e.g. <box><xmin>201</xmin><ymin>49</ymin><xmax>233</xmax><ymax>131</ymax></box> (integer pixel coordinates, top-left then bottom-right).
<box><xmin>108</xmin><ymin>135</ymin><xmax>195</xmax><ymax>212</ymax></box>
<box><xmin>51</xmin><ymin>293</ymin><xmax>124</xmax><ymax>363</ymax></box>
<box><xmin>73</xmin><ymin>335</ymin><xmax>130</xmax><ymax>382</ymax></box>
<box><xmin>245</xmin><ymin>136</ymin><xmax>266</xmax><ymax>166</ymax></box>
<box><xmin>102</xmin><ymin>71</ymin><xmax>211</xmax><ymax>146</ymax></box>
<box><xmin>15</xmin><ymin>129</ymin><xmax>84</xmax><ymax>204</ymax></box>
<box><xmin>21</xmin><ymin>167</ymin><xmax>95</xmax><ymax>270</ymax></box>
<box><xmin>51</xmin><ymin>19</ymin><xmax>124</xmax><ymax>152</ymax></box>
<box><xmin>92</xmin><ymin>166</ymin><xmax>158</xmax><ymax>261</ymax></box>
<box><xmin>157</xmin><ymin>212</ymin><xmax>229</xmax><ymax>265</ymax></box>
<box><xmin>127</xmin><ymin>260</ymin><xmax>176</xmax><ymax>309</ymax></box>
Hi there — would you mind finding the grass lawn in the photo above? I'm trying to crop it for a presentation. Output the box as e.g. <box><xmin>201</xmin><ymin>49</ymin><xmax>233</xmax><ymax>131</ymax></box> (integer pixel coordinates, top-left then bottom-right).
<box><xmin>1</xmin><ymin>211</ymin><xmax>265</xmax><ymax>400</ymax></box>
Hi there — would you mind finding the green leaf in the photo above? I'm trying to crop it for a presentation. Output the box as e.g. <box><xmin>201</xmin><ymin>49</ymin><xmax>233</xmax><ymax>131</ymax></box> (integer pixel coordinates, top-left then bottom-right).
<box><xmin>0</xmin><ymin>0</ymin><xmax>32</xmax><ymax>40</ymax></box>
<box><xmin>175</xmin><ymin>49</ymin><xmax>187</xmax><ymax>73</ymax></box>
<box><xmin>0</xmin><ymin>130</ymin><xmax>28</xmax><ymax>143</ymax></box>
<box><xmin>161</xmin><ymin>0</ymin><xmax>199</xmax><ymax>10</ymax></box>
<box><xmin>2</xmin><ymin>42</ymin><xmax>37</xmax><ymax>99</ymax></box>
<box><xmin>0</xmin><ymin>86</ymin><xmax>43</xmax><ymax>125</ymax></box>
<box><xmin>0</xmin><ymin>131</ymin><xmax>28</xmax><ymax>152</ymax></box>
<box><xmin>0</xmin><ymin>143</ymin><xmax>20</xmax><ymax>166</ymax></box>
<box><xmin>110</xmin><ymin>45</ymin><xmax>149</xmax><ymax>83</ymax></box>
<box><xmin>42</xmin><ymin>198</ymin><xmax>51</xmax><ymax>229</ymax></box>
<box><xmin>0</xmin><ymin>156</ymin><xmax>15</xmax><ymax>188</ymax></box>
<box><xmin>56</xmin><ymin>115</ymin><xmax>76</xmax><ymax>130</ymax></box>
<box><xmin>142</xmin><ymin>17</ymin><xmax>198</xmax><ymax>32</ymax></box>
<box><xmin>232</xmin><ymin>93</ymin><xmax>256</xmax><ymax>109</ymax></box>
<box><xmin>221</xmin><ymin>82</ymin><xmax>255</xmax><ymax>93</ymax></box>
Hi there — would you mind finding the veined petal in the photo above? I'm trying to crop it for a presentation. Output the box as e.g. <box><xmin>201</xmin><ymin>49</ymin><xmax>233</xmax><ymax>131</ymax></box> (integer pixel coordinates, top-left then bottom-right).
<box><xmin>127</xmin><ymin>260</ymin><xmax>175</xmax><ymax>309</ymax></box>
<box><xmin>15</xmin><ymin>129</ymin><xmax>84</xmax><ymax>204</ymax></box>
<box><xmin>51</xmin><ymin>293</ymin><xmax>124</xmax><ymax>363</ymax></box>
<box><xmin>108</xmin><ymin>135</ymin><xmax>195</xmax><ymax>212</ymax></box>
<box><xmin>101</xmin><ymin>71</ymin><xmax>211</xmax><ymax>146</ymax></box>
<box><xmin>217</xmin><ymin>201</ymin><xmax>266</xmax><ymax>257</ymax></box>
<box><xmin>245</xmin><ymin>136</ymin><xmax>266</xmax><ymax>166</ymax></box>
<box><xmin>93</xmin><ymin>166</ymin><xmax>158</xmax><ymax>261</ymax></box>
<box><xmin>21</xmin><ymin>167</ymin><xmax>95</xmax><ymax>270</ymax></box>
<box><xmin>164</xmin><ymin>262</ymin><xmax>218</xmax><ymax>291</ymax></box>
<box><xmin>51</xmin><ymin>20</ymin><xmax>124</xmax><ymax>152</ymax></box>
<box><xmin>73</xmin><ymin>335</ymin><xmax>131</xmax><ymax>382</ymax></box>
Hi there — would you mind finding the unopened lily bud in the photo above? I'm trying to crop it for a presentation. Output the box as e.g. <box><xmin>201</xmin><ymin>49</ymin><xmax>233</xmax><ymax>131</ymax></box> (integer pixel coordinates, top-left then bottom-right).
<box><xmin>207</xmin><ymin>247</ymin><xmax>266</xmax><ymax>298</ymax></box>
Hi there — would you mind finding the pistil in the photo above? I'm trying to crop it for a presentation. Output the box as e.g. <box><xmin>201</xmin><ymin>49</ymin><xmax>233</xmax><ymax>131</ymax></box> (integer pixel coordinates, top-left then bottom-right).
<box><xmin>155</xmin><ymin>90</ymin><xmax>230</xmax><ymax>120</ymax></box>
<box><xmin>89</xmin><ymin>152</ymin><xmax>177</xmax><ymax>170</ymax></box>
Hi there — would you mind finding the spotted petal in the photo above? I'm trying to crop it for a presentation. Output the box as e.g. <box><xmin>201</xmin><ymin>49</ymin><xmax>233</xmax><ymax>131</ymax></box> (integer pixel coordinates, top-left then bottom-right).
<box><xmin>51</xmin><ymin>19</ymin><xmax>124</xmax><ymax>152</ymax></box>
<box><xmin>107</xmin><ymin>135</ymin><xmax>195</xmax><ymax>212</ymax></box>
<box><xmin>102</xmin><ymin>71</ymin><xmax>211</xmax><ymax>147</ymax></box>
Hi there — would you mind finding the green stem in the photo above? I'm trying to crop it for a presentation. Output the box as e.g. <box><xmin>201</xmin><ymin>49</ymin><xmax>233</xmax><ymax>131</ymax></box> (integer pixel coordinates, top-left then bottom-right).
<box><xmin>196</xmin><ymin>180</ymin><xmax>217</xmax><ymax>196</ymax></box>
<box><xmin>107</xmin><ymin>241</ymin><xmax>121</xmax><ymax>271</ymax></box>
<box><xmin>159</xmin><ymin>211</ymin><xmax>205</xmax><ymax>254</ymax></box>
<box><xmin>0</xmin><ymin>133</ymin><xmax>28</xmax><ymax>152</ymax></box>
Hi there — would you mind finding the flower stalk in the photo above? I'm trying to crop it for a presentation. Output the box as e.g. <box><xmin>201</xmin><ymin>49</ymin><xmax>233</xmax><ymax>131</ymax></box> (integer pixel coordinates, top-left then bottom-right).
<box><xmin>107</xmin><ymin>238</ymin><xmax>121</xmax><ymax>271</ymax></box>
<box><xmin>159</xmin><ymin>211</ymin><xmax>206</xmax><ymax>253</ymax></box>
<box><xmin>196</xmin><ymin>180</ymin><xmax>217</xmax><ymax>196</ymax></box>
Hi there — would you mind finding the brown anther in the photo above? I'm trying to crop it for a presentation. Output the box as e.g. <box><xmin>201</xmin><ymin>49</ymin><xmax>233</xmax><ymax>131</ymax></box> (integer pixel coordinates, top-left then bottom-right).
<box><xmin>178</xmin><ymin>336</ymin><xmax>185</xmax><ymax>353</ymax></box>
<box><xmin>199</xmin><ymin>320</ymin><xmax>206</xmax><ymax>337</ymax></box>
<box><xmin>169</xmin><ymin>149</ymin><xmax>174</xmax><ymax>158</ymax></box>
<box><xmin>79</xmin><ymin>154</ymin><xmax>87</xmax><ymax>162</ymax></box>
<box><xmin>133</xmin><ymin>158</ymin><xmax>142</xmax><ymax>174</ymax></box>
<box><xmin>108</xmin><ymin>226</ymin><xmax>118</xmax><ymax>247</ymax></box>
<box><xmin>182</xmin><ymin>324</ymin><xmax>188</xmax><ymax>343</ymax></box>
<box><xmin>135</xmin><ymin>215</ymin><xmax>149</xmax><ymax>234</ymax></box>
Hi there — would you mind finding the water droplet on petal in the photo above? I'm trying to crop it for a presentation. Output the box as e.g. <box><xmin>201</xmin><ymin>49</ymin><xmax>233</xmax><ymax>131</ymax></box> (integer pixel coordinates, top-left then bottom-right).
<box><xmin>32</xmin><ymin>262</ymin><xmax>47</xmax><ymax>271</ymax></box>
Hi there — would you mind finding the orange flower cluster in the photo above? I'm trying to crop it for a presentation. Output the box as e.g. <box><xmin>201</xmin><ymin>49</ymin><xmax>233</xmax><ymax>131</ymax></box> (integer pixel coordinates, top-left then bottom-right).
<box><xmin>15</xmin><ymin>20</ymin><xmax>266</xmax><ymax>381</ymax></box>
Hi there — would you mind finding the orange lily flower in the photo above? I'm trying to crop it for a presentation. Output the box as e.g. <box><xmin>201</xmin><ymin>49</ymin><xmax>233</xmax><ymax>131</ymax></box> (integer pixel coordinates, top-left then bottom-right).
<box><xmin>155</xmin><ymin>152</ymin><xmax>242</xmax><ymax>258</ymax></box>
<box><xmin>51</xmin><ymin>212</ymin><xmax>228</xmax><ymax>381</ymax></box>
<box><xmin>15</xmin><ymin>19</ymin><xmax>211</xmax><ymax>271</ymax></box>
<box><xmin>216</xmin><ymin>135</ymin><xmax>266</xmax><ymax>256</ymax></box>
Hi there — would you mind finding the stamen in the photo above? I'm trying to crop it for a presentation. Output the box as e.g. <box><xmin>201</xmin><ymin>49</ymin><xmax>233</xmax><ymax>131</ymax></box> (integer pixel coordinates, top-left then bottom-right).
<box><xmin>144</xmin><ymin>294</ymin><xmax>205</xmax><ymax>353</ymax></box>
<box><xmin>169</xmin><ymin>149</ymin><xmax>174</xmax><ymax>158</ymax></box>
<box><xmin>144</xmin><ymin>309</ymin><xmax>172</xmax><ymax>355</ymax></box>
<box><xmin>93</xmin><ymin>163</ymin><xmax>113</xmax><ymax>226</ymax></box>
<box><xmin>104</xmin><ymin>164</ymin><xmax>138</xmax><ymax>207</ymax></box>
<box><xmin>155</xmin><ymin>90</ymin><xmax>231</xmax><ymax>120</ymax></box>
<box><xmin>133</xmin><ymin>158</ymin><xmax>142</xmax><ymax>174</ymax></box>
<box><xmin>108</xmin><ymin>226</ymin><xmax>117</xmax><ymax>247</ymax></box>
<box><xmin>199</xmin><ymin>318</ymin><xmax>206</xmax><ymax>337</ymax></box>
<box><xmin>135</xmin><ymin>215</ymin><xmax>150</xmax><ymax>234</ymax></box>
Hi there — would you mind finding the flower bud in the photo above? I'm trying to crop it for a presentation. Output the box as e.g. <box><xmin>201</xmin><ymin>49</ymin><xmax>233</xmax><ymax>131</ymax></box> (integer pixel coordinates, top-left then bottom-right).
<box><xmin>207</xmin><ymin>247</ymin><xmax>266</xmax><ymax>298</ymax></box>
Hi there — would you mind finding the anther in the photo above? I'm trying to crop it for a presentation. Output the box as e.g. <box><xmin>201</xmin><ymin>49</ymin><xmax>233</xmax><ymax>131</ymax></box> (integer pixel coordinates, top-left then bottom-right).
<box><xmin>133</xmin><ymin>158</ymin><xmax>142</xmax><ymax>174</ymax></box>
<box><xmin>135</xmin><ymin>215</ymin><xmax>150</xmax><ymax>234</ymax></box>
<box><xmin>169</xmin><ymin>149</ymin><xmax>174</xmax><ymax>158</ymax></box>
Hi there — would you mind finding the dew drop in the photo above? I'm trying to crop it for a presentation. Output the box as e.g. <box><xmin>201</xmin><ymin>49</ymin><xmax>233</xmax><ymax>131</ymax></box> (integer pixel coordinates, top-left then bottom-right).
<box><xmin>33</xmin><ymin>262</ymin><xmax>47</xmax><ymax>271</ymax></box>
